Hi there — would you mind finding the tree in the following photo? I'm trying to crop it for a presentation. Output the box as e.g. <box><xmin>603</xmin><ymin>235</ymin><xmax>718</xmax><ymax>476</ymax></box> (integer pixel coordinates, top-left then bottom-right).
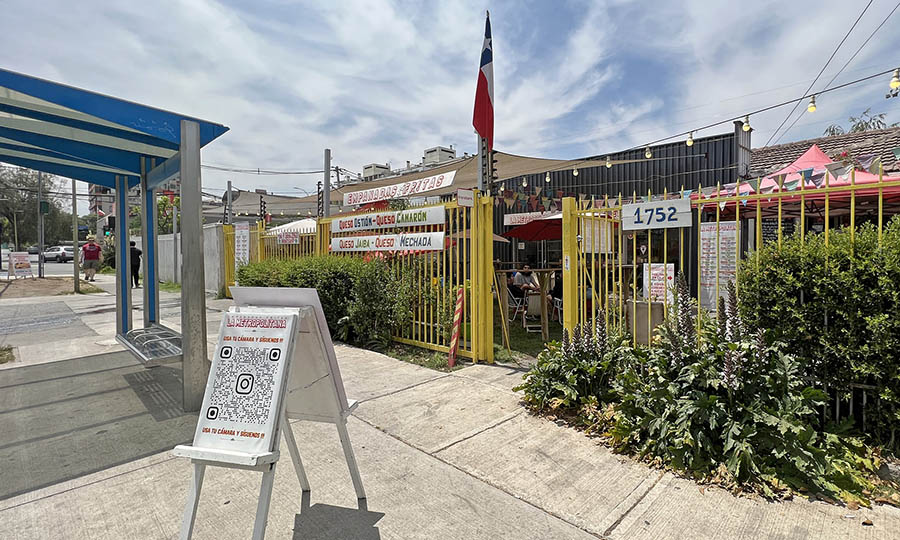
<box><xmin>823</xmin><ymin>108</ymin><xmax>898</xmax><ymax>136</ymax></box>
<box><xmin>0</xmin><ymin>167</ymin><xmax>67</xmax><ymax>249</ymax></box>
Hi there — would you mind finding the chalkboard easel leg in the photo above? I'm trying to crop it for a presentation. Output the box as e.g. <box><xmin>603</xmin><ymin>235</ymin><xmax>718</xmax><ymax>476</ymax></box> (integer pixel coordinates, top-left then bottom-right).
<box><xmin>337</xmin><ymin>418</ymin><xmax>366</xmax><ymax>500</ymax></box>
<box><xmin>179</xmin><ymin>463</ymin><xmax>206</xmax><ymax>540</ymax></box>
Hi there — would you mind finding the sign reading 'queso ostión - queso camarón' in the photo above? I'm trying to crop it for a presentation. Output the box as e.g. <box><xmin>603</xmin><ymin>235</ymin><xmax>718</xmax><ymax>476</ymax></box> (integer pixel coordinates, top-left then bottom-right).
<box><xmin>330</xmin><ymin>205</ymin><xmax>446</xmax><ymax>252</ymax></box>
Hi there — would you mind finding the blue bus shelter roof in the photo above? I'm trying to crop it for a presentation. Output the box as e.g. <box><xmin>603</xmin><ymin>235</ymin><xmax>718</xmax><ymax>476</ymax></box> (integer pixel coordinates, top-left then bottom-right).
<box><xmin>0</xmin><ymin>68</ymin><xmax>228</xmax><ymax>188</ymax></box>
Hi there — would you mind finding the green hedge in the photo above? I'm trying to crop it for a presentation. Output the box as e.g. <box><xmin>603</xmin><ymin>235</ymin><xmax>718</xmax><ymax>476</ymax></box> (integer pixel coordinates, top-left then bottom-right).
<box><xmin>236</xmin><ymin>256</ymin><xmax>403</xmax><ymax>349</ymax></box>
<box><xmin>739</xmin><ymin>217</ymin><xmax>900</xmax><ymax>447</ymax></box>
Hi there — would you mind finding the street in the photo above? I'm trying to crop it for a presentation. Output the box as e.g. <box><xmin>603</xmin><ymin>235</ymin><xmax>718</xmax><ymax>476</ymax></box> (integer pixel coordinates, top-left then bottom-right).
<box><xmin>1</xmin><ymin>250</ymin><xmax>79</xmax><ymax>277</ymax></box>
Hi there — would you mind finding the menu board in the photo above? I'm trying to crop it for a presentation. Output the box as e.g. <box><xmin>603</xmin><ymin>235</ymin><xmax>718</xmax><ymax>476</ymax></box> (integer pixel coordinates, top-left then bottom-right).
<box><xmin>234</xmin><ymin>222</ymin><xmax>251</xmax><ymax>279</ymax></box>
<box><xmin>8</xmin><ymin>252</ymin><xmax>33</xmax><ymax>278</ymax></box>
<box><xmin>699</xmin><ymin>221</ymin><xmax>737</xmax><ymax>310</ymax></box>
<box><xmin>643</xmin><ymin>263</ymin><xmax>675</xmax><ymax>303</ymax></box>
<box><xmin>761</xmin><ymin>218</ymin><xmax>795</xmax><ymax>244</ymax></box>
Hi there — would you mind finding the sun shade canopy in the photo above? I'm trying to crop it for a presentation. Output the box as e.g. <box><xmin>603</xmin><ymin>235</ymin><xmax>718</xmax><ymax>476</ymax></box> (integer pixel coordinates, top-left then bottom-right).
<box><xmin>0</xmin><ymin>68</ymin><xmax>228</xmax><ymax>188</ymax></box>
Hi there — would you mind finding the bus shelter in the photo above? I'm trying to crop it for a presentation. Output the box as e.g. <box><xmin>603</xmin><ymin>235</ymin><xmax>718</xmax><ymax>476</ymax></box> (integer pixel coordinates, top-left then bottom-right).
<box><xmin>0</xmin><ymin>68</ymin><xmax>228</xmax><ymax>411</ymax></box>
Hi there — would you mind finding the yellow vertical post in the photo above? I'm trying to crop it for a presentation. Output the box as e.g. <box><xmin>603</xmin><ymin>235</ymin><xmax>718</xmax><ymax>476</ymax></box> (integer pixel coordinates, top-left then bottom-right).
<box><xmin>734</xmin><ymin>188</ymin><xmax>740</xmax><ymax>297</ymax></box>
<box><xmin>561</xmin><ymin>197</ymin><xmax>578</xmax><ymax>335</ymax></box>
<box><xmin>800</xmin><ymin>172</ymin><xmax>806</xmax><ymax>244</ymax></box>
<box><xmin>715</xmin><ymin>182</ymin><xmax>720</xmax><ymax>313</ymax></box>
<box><xmin>632</xmin><ymin>191</ymin><xmax>638</xmax><ymax>347</ymax></box>
<box><xmin>777</xmin><ymin>177</ymin><xmax>783</xmax><ymax>250</ymax></box>
<box><xmin>696</xmin><ymin>183</ymin><xmax>702</xmax><ymax>345</ymax></box>
<box><xmin>482</xmin><ymin>193</ymin><xmax>494</xmax><ymax>363</ymax></box>
<box><xmin>825</xmin><ymin>171</ymin><xmax>830</xmax><ymax>246</ymax></box>
<box><xmin>850</xmin><ymin>167</ymin><xmax>856</xmax><ymax>252</ymax></box>
<box><xmin>618</xmin><ymin>192</ymin><xmax>624</xmax><ymax>332</ymax></box>
<box><xmin>604</xmin><ymin>194</ymin><xmax>610</xmax><ymax>331</ymax></box>
<box><xmin>646</xmin><ymin>188</ymin><xmax>652</xmax><ymax>348</ymax></box>
<box><xmin>878</xmin><ymin>163</ymin><xmax>884</xmax><ymax>248</ymax></box>
<box><xmin>755</xmin><ymin>180</ymin><xmax>761</xmax><ymax>271</ymax></box>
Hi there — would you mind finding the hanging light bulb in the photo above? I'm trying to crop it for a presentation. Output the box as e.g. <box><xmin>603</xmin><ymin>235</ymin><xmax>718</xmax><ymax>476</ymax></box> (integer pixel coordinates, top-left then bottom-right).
<box><xmin>572</xmin><ymin>168</ymin><xmax>578</xmax><ymax>177</ymax></box>
<box><xmin>686</xmin><ymin>132</ymin><xmax>694</xmax><ymax>147</ymax></box>
<box><xmin>605</xmin><ymin>157</ymin><xmax>612</xmax><ymax>168</ymax></box>
<box><xmin>644</xmin><ymin>147</ymin><xmax>652</xmax><ymax>159</ymax></box>
<box><xmin>522</xmin><ymin>177</ymin><xmax>528</xmax><ymax>187</ymax></box>
<box><xmin>807</xmin><ymin>95</ymin><xmax>817</xmax><ymax>113</ymax></box>
<box><xmin>742</xmin><ymin>115</ymin><xmax>751</xmax><ymax>132</ymax></box>
<box><xmin>545</xmin><ymin>172</ymin><xmax>551</xmax><ymax>182</ymax></box>
<box><xmin>891</xmin><ymin>68</ymin><xmax>900</xmax><ymax>90</ymax></box>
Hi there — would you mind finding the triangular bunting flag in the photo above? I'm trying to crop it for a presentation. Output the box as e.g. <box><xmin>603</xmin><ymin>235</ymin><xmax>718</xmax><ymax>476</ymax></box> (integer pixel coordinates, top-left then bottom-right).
<box><xmin>741</xmin><ymin>198</ymin><xmax>748</xmax><ymax>206</ymax></box>
<box><xmin>867</xmin><ymin>156</ymin><xmax>881</xmax><ymax>175</ymax></box>
<box><xmin>772</xmin><ymin>173</ymin><xmax>787</xmax><ymax>190</ymax></box>
<box><xmin>783</xmin><ymin>179</ymin><xmax>800</xmax><ymax>191</ymax></box>
<box><xmin>809</xmin><ymin>172</ymin><xmax>825</xmax><ymax>188</ymax></box>
<box><xmin>723</xmin><ymin>182</ymin><xmax>738</xmax><ymax>195</ymax></box>
<box><xmin>825</xmin><ymin>162</ymin><xmax>851</xmax><ymax>179</ymax></box>
<box><xmin>893</xmin><ymin>147</ymin><xmax>900</xmax><ymax>162</ymax></box>
<box><xmin>535</xmin><ymin>186</ymin><xmax>542</xmax><ymax>197</ymax></box>
<box><xmin>857</xmin><ymin>154</ymin><xmax>876</xmax><ymax>171</ymax></box>
<box><xmin>681</xmin><ymin>189</ymin><xmax>692</xmax><ymax>199</ymax></box>
<box><xmin>747</xmin><ymin>178</ymin><xmax>760</xmax><ymax>192</ymax></box>
<box><xmin>761</xmin><ymin>184</ymin><xmax>776</xmax><ymax>194</ymax></box>
<box><xmin>719</xmin><ymin>201</ymin><xmax>726</xmax><ymax>210</ymax></box>
<box><xmin>797</xmin><ymin>168</ymin><xmax>813</xmax><ymax>183</ymax></box>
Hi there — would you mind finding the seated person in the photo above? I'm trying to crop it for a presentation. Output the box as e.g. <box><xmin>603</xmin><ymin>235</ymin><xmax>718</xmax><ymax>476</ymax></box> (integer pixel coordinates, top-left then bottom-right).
<box><xmin>551</xmin><ymin>271</ymin><xmax>563</xmax><ymax>301</ymax></box>
<box><xmin>514</xmin><ymin>265</ymin><xmax>540</xmax><ymax>293</ymax></box>
<box><xmin>508</xmin><ymin>273</ymin><xmax>525</xmax><ymax>299</ymax></box>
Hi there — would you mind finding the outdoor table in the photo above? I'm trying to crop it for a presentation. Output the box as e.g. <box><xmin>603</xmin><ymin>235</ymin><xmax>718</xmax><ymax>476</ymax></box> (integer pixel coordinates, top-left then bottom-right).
<box><xmin>496</xmin><ymin>268</ymin><xmax>559</xmax><ymax>342</ymax></box>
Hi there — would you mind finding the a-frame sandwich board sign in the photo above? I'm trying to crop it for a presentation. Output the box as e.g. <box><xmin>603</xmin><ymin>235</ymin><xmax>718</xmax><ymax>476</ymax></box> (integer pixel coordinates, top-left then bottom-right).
<box><xmin>173</xmin><ymin>288</ymin><xmax>365</xmax><ymax>540</ymax></box>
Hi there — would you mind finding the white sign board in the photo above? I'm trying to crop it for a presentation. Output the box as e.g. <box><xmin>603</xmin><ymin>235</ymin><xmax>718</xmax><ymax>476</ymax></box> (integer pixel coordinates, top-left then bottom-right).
<box><xmin>8</xmin><ymin>252</ymin><xmax>32</xmax><ymax>278</ymax></box>
<box><xmin>330</xmin><ymin>206</ymin><xmax>444</xmax><ymax>233</ymax></box>
<box><xmin>193</xmin><ymin>310</ymin><xmax>297</xmax><ymax>455</ymax></box>
<box><xmin>331</xmin><ymin>231</ymin><xmax>444</xmax><ymax>252</ymax></box>
<box><xmin>581</xmin><ymin>219</ymin><xmax>615</xmax><ymax>253</ymax></box>
<box><xmin>234</xmin><ymin>222</ymin><xmax>251</xmax><ymax>280</ymax></box>
<box><xmin>622</xmin><ymin>198</ymin><xmax>691</xmax><ymax>231</ymax></box>
<box><xmin>343</xmin><ymin>170</ymin><xmax>456</xmax><ymax>206</ymax></box>
<box><xmin>456</xmin><ymin>188</ymin><xmax>474</xmax><ymax>207</ymax></box>
<box><xmin>276</xmin><ymin>230</ymin><xmax>300</xmax><ymax>245</ymax></box>
<box><xmin>699</xmin><ymin>221</ymin><xmax>737</xmax><ymax>310</ymax></box>
<box><xmin>503</xmin><ymin>211</ymin><xmax>555</xmax><ymax>226</ymax></box>
<box><xmin>643</xmin><ymin>263</ymin><xmax>675</xmax><ymax>303</ymax></box>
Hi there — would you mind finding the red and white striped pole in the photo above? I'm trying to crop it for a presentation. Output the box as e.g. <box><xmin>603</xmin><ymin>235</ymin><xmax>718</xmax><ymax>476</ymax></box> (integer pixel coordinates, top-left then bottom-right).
<box><xmin>448</xmin><ymin>287</ymin><xmax>465</xmax><ymax>368</ymax></box>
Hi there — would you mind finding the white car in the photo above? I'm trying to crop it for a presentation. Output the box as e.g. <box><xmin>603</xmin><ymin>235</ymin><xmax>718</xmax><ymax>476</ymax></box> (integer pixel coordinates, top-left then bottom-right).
<box><xmin>43</xmin><ymin>246</ymin><xmax>74</xmax><ymax>262</ymax></box>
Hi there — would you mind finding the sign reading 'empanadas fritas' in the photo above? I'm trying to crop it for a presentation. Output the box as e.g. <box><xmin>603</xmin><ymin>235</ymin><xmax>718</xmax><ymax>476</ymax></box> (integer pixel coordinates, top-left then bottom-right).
<box><xmin>342</xmin><ymin>171</ymin><xmax>456</xmax><ymax>206</ymax></box>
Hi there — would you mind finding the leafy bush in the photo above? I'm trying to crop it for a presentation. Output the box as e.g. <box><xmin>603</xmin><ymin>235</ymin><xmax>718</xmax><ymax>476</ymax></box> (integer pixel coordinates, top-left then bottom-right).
<box><xmin>237</xmin><ymin>256</ymin><xmax>397</xmax><ymax>349</ymax></box>
<box><xmin>518</xmin><ymin>276</ymin><xmax>890</xmax><ymax>503</ymax></box>
<box><xmin>739</xmin><ymin>218</ymin><xmax>900</xmax><ymax>449</ymax></box>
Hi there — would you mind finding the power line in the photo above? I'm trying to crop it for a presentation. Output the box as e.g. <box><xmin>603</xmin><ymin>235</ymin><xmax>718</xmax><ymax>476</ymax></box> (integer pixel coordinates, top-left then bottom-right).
<box><xmin>774</xmin><ymin>0</ymin><xmax>900</xmax><ymax>143</ymax></box>
<box><xmin>765</xmin><ymin>1</ymin><xmax>873</xmax><ymax>146</ymax></box>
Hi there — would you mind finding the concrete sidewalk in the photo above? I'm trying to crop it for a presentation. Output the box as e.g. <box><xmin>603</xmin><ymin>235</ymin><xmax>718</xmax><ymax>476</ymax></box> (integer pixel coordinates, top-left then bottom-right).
<box><xmin>2</xmin><ymin>290</ymin><xmax>898</xmax><ymax>538</ymax></box>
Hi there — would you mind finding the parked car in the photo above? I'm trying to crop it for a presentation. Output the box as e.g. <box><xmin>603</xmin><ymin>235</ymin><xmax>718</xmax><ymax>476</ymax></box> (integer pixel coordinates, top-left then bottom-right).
<box><xmin>43</xmin><ymin>246</ymin><xmax>74</xmax><ymax>262</ymax></box>
<box><xmin>27</xmin><ymin>245</ymin><xmax>40</xmax><ymax>254</ymax></box>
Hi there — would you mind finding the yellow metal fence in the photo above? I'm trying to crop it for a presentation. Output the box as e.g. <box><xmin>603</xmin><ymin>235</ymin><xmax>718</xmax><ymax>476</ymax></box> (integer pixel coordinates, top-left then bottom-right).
<box><xmin>562</xmin><ymin>166</ymin><xmax>900</xmax><ymax>344</ymax></box>
<box><xmin>225</xmin><ymin>196</ymin><xmax>495</xmax><ymax>363</ymax></box>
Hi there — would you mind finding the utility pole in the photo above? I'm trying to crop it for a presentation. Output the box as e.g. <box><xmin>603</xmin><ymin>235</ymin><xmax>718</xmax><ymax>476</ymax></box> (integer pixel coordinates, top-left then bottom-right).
<box><xmin>226</xmin><ymin>180</ymin><xmax>233</xmax><ymax>225</ymax></box>
<box><xmin>72</xmin><ymin>178</ymin><xmax>80</xmax><ymax>293</ymax></box>
<box><xmin>37</xmin><ymin>171</ymin><xmax>44</xmax><ymax>278</ymax></box>
<box><xmin>323</xmin><ymin>148</ymin><xmax>331</xmax><ymax>217</ymax></box>
<box><xmin>172</xmin><ymin>201</ymin><xmax>179</xmax><ymax>284</ymax></box>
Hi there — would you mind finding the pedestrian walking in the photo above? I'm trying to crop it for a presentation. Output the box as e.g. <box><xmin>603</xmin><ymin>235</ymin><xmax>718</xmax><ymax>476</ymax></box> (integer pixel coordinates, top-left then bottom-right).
<box><xmin>130</xmin><ymin>241</ymin><xmax>142</xmax><ymax>288</ymax></box>
<box><xmin>81</xmin><ymin>235</ymin><xmax>102</xmax><ymax>282</ymax></box>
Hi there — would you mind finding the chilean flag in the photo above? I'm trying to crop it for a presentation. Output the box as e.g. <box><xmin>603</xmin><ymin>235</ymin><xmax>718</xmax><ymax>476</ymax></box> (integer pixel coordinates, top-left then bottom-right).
<box><xmin>473</xmin><ymin>11</ymin><xmax>494</xmax><ymax>151</ymax></box>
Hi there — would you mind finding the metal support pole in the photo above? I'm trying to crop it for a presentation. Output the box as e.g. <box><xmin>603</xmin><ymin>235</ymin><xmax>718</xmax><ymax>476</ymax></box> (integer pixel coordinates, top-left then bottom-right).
<box><xmin>37</xmin><ymin>172</ymin><xmax>44</xmax><ymax>278</ymax></box>
<box><xmin>173</xmin><ymin>203</ymin><xmax>179</xmax><ymax>284</ymax></box>
<box><xmin>141</xmin><ymin>157</ymin><xmax>159</xmax><ymax>325</ymax></box>
<box><xmin>226</xmin><ymin>180</ymin><xmax>233</xmax><ymax>225</ymax></box>
<box><xmin>323</xmin><ymin>149</ymin><xmax>331</xmax><ymax>217</ymax></box>
<box><xmin>180</xmin><ymin>119</ymin><xmax>209</xmax><ymax>413</ymax></box>
<box><xmin>115</xmin><ymin>174</ymin><xmax>132</xmax><ymax>336</ymax></box>
<box><xmin>72</xmin><ymin>178</ymin><xmax>80</xmax><ymax>293</ymax></box>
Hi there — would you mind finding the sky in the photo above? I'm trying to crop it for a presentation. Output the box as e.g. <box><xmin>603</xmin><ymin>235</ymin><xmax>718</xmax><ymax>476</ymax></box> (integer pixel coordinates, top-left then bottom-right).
<box><xmin>3</xmin><ymin>0</ymin><xmax>900</xmax><ymax>213</ymax></box>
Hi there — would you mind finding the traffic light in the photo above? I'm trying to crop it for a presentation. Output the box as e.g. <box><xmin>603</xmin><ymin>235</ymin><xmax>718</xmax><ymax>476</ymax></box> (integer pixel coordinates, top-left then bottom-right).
<box><xmin>490</xmin><ymin>150</ymin><xmax>499</xmax><ymax>182</ymax></box>
<box><xmin>259</xmin><ymin>195</ymin><xmax>267</xmax><ymax>219</ymax></box>
<box><xmin>108</xmin><ymin>215</ymin><xmax>116</xmax><ymax>231</ymax></box>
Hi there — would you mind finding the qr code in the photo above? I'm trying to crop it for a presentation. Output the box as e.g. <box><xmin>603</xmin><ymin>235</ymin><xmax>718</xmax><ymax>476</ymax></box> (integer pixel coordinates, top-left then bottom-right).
<box><xmin>206</xmin><ymin>345</ymin><xmax>282</xmax><ymax>425</ymax></box>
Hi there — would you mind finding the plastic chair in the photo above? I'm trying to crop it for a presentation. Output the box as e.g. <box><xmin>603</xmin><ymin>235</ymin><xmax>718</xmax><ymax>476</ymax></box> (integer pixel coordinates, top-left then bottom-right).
<box><xmin>553</xmin><ymin>297</ymin><xmax>563</xmax><ymax>322</ymax></box>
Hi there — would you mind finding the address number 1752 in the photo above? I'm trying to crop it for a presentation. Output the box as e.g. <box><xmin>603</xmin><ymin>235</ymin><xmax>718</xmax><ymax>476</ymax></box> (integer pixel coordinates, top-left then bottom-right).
<box><xmin>621</xmin><ymin>198</ymin><xmax>691</xmax><ymax>231</ymax></box>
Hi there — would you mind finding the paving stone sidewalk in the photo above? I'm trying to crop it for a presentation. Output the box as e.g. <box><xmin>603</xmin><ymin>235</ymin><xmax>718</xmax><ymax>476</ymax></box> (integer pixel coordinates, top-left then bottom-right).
<box><xmin>1</xmin><ymin>291</ymin><xmax>898</xmax><ymax>539</ymax></box>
